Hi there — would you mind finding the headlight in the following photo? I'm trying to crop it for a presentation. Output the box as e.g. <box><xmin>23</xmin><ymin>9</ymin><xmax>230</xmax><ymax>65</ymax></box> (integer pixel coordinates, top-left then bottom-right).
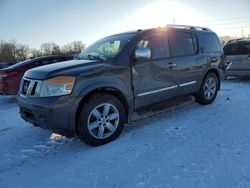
<box><xmin>40</xmin><ymin>76</ymin><xmax>75</xmax><ymax>97</ymax></box>
<box><xmin>0</xmin><ymin>75</ymin><xmax>8</xmax><ymax>78</ymax></box>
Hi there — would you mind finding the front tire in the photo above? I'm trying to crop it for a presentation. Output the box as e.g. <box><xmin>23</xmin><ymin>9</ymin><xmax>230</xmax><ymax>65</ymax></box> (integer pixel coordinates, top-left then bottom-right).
<box><xmin>76</xmin><ymin>93</ymin><xmax>126</xmax><ymax>146</ymax></box>
<box><xmin>196</xmin><ymin>72</ymin><xmax>219</xmax><ymax>105</ymax></box>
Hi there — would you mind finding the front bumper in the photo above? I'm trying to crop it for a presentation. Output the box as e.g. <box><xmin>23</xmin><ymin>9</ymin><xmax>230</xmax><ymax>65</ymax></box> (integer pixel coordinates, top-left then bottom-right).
<box><xmin>17</xmin><ymin>95</ymin><xmax>77</xmax><ymax>134</ymax></box>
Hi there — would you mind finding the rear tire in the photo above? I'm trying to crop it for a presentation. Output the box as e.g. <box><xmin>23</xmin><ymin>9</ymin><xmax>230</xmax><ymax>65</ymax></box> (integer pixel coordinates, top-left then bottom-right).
<box><xmin>196</xmin><ymin>72</ymin><xmax>219</xmax><ymax>105</ymax></box>
<box><xmin>76</xmin><ymin>93</ymin><xmax>126</xmax><ymax>146</ymax></box>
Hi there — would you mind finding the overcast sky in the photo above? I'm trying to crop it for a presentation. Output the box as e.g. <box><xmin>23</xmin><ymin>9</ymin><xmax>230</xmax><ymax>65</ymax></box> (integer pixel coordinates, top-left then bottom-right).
<box><xmin>0</xmin><ymin>0</ymin><xmax>249</xmax><ymax>48</ymax></box>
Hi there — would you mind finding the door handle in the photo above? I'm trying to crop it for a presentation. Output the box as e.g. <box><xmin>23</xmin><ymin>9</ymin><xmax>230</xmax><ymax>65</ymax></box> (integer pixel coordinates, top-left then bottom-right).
<box><xmin>166</xmin><ymin>62</ymin><xmax>176</xmax><ymax>69</ymax></box>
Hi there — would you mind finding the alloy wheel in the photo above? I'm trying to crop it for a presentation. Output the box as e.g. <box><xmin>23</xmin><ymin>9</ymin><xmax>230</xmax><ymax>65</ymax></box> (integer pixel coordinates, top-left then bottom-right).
<box><xmin>204</xmin><ymin>77</ymin><xmax>217</xmax><ymax>100</ymax></box>
<box><xmin>87</xmin><ymin>103</ymin><xmax>120</xmax><ymax>139</ymax></box>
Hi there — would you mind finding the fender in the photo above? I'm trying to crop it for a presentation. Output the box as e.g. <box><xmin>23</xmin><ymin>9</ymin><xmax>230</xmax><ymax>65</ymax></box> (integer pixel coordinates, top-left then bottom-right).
<box><xmin>68</xmin><ymin>77</ymin><xmax>134</xmax><ymax>131</ymax></box>
<box><xmin>199</xmin><ymin>65</ymin><xmax>222</xmax><ymax>91</ymax></box>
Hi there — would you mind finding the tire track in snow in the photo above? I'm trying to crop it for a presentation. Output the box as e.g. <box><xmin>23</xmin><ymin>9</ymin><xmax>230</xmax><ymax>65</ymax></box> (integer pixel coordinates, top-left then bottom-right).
<box><xmin>0</xmin><ymin>135</ymin><xmax>77</xmax><ymax>172</ymax></box>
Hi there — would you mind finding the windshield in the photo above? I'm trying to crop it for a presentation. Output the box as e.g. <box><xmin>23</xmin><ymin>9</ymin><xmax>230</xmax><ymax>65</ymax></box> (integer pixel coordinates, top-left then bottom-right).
<box><xmin>77</xmin><ymin>33</ymin><xmax>136</xmax><ymax>61</ymax></box>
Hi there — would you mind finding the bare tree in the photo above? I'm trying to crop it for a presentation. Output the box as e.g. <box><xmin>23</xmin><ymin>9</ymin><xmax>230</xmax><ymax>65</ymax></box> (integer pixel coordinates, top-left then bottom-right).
<box><xmin>40</xmin><ymin>42</ymin><xmax>61</xmax><ymax>55</ymax></box>
<box><xmin>0</xmin><ymin>40</ymin><xmax>86</xmax><ymax>63</ymax></box>
<box><xmin>71</xmin><ymin>41</ymin><xmax>85</xmax><ymax>53</ymax></box>
<box><xmin>0</xmin><ymin>40</ymin><xmax>17</xmax><ymax>62</ymax></box>
<box><xmin>30</xmin><ymin>48</ymin><xmax>42</xmax><ymax>58</ymax></box>
<box><xmin>0</xmin><ymin>40</ymin><xmax>30</xmax><ymax>62</ymax></box>
<box><xmin>15</xmin><ymin>44</ymin><xmax>30</xmax><ymax>61</ymax></box>
<box><xmin>61</xmin><ymin>41</ymin><xmax>85</xmax><ymax>54</ymax></box>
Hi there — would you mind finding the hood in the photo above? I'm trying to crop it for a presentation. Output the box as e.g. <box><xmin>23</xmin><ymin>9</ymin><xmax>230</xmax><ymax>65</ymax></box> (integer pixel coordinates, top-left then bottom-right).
<box><xmin>24</xmin><ymin>59</ymin><xmax>106</xmax><ymax>80</ymax></box>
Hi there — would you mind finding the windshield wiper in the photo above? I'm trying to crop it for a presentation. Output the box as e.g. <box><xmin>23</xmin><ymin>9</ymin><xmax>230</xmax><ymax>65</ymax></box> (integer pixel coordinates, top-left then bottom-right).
<box><xmin>87</xmin><ymin>54</ymin><xmax>106</xmax><ymax>63</ymax></box>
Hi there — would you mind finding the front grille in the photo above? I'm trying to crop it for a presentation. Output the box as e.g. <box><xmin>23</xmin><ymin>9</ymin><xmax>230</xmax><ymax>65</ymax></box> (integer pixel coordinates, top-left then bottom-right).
<box><xmin>21</xmin><ymin>78</ymin><xmax>42</xmax><ymax>97</ymax></box>
<box><xmin>22</xmin><ymin>80</ymin><xmax>30</xmax><ymax>95</ymax></box>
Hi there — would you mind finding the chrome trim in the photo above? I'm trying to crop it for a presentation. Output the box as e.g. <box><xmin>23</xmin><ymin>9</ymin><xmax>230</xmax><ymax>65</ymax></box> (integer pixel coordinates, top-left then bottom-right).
<box><xmin>135</xmin><ymin>48</ymin><xmax>152</xmax><ymax>60</ymax></box>
<box><xmin>166</xmin><ymin>24</ymin><xmax>211</xmax><ymax>31</ymax></box>
<box><xmin>179</xmin><ymin>81</ymin><xmax>197</xmax><ymax>87</ymax></box>
<box><xmin>21</xmin><ymin>78</ymin><xmax>43</xmax><ymax>97</ymax></box>
<box><xmin>26</xmin><ymin>80</ymin><xmax>35</xmax><ymax>95</ymax></box>
<box><xmin>137</xmin><ymin>81</ymin><xmax>197</xmax><ymax>97</ymax></box>
<box><xmin>138</xmin><ymin>85</ymin><xmax>178</xmax><ymax>97</ymax></box>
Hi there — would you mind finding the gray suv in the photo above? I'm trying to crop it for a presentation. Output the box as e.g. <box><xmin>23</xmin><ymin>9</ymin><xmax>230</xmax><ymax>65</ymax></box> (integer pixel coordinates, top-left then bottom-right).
<box><xmin>17</xmin><ymin>25</ymin><xmax>223</xmax><ymax>146</ymax></box>
<box><xmin>223</xmin><ymin>38</ymin><xmax>250</xmax><ymax>78</ymax></box>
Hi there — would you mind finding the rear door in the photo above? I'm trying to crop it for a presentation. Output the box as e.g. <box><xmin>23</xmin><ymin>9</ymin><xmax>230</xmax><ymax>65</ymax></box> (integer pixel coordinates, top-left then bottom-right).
<box><xmin>132</xmin><ymin>31</ymin><xmax>179</xmax><ymax>108</ymax></box>
<box><xmin>168</xmin><ymin>30</ymin><xmax>203</xmax><ymax>96</ymax></box>
<box><xmin>224</xmin><ymin>41</ymin><xmax>250</xmax><ymax>70</ymax></box>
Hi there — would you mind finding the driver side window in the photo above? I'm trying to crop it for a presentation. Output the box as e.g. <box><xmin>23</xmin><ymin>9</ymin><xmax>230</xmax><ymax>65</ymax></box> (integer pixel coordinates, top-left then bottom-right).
<box><xmin>137</xmin><ymin>34</ymin><xmax>170</xmax><ymax>60</ymax></box>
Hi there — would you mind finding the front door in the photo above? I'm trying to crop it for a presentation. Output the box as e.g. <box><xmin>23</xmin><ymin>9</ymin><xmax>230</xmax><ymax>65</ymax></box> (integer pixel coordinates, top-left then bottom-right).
<box><xmin>132</xmin><ymin>32</ymin><xmax>179</xmax><ymax>108</ymax></box>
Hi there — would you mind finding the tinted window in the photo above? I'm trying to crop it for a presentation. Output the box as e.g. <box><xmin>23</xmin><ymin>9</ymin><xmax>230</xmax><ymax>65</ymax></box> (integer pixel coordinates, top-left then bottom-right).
<box><xmin>192</xmin><ymin>34</ymin><xmax>198</xmax><ymax>53</ymax></box>
<box><xmin>170</xmin><ymin>32</ymin><xmax>198</xmax><ymax>57</ymax></box>
<box><xmin>137</xmin><ymin>34</ymin><xmax>170</xmax><ymax>59</ymax></box>
<box><xmin>224</xmin><ymin>42</ymin><xmax>250</xmax><ymax>55</ymax></box>
<box><xmin>62</xmin><ymin>57</ymin><xmax>73</xmax><ymax>61</ymax></box>
<box><xmin>41</xmin><ymin>58</ymin><xmax>70</xmax><ymax>66</ymax></box>
<box><xmin>35</xmin><ymin>59</ymin><xmax>59</xmax><ymax>66</ymax></box>
<box><xmin>49</xmin><ymin>58</ymin><xmax>63</xmax><ymax>64</ymax></box>
<box><xmin>7</xmin><ymin>59</ymin><xmax>32</xmax><ymax>69</ymax></box>
<box><xmin>203</xmin><ymin>33</ymin><xmax>221</xmax><ymax>53</ymax></box>
<box><xmin>40</xmin><ymin>60</ymin><xmax>50</xmax><ymax>65</ymax></box>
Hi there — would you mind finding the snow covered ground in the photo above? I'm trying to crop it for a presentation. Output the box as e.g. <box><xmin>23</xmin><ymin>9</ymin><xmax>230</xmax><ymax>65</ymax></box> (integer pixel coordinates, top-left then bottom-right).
<box><xmin>0</xmin><ymin>78</ymin><xmax>250</xmax><ymax>188</ymax></box>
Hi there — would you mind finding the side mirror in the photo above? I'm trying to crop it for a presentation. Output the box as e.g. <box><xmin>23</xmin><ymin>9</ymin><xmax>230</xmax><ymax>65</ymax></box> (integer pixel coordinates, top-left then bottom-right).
<box><xmin>134</xmin><ymin>48</ymin><xmax>151</xmax><ymax>61</ymax></box>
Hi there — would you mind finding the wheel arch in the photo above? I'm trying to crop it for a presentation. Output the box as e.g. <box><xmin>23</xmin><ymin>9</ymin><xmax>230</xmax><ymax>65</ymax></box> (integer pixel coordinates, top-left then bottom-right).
<box><xmin>74</xmin><ymin>86</ymin><xmax>131</xmax><ymax>132</ymax></box>
<box><xmin>201</xmin><ymin>67</ymin><xmax>221</xmax><ymax>90</ymax></box>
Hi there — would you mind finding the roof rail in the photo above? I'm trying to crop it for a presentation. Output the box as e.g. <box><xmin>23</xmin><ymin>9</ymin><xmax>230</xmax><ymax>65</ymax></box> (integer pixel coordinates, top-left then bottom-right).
<box><xmin>166</xmin><ymin>24</ymin><xmax>211</xmax><ymax>31</ymax></box>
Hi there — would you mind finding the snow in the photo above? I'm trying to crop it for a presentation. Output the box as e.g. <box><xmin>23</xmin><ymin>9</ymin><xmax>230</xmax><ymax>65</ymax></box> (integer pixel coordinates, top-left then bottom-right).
<box><xmin>0</xmin><ymin>78</ymin><xmax>250</xmax><ymax>188</ymax></box>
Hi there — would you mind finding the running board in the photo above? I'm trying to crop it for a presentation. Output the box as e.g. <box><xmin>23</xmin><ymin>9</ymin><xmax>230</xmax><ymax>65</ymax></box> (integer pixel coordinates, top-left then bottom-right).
<box><xmin>128</xmin><ymin>95</ymin><xmax>194</xmax><ymax>122</ymax></box>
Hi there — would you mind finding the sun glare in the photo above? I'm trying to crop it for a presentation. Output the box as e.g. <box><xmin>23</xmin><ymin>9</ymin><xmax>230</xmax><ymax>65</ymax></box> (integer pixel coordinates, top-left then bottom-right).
<box><xmin>125</xmin><ymin>1</ymin><xmax>201</xmax><ymax>29</ymax></box>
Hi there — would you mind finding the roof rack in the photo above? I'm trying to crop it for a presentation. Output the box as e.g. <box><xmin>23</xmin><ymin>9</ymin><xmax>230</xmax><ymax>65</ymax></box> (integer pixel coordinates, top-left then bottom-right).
<box><xmin>166</xmin><ymin>24</ymin><xmax>211</xmax><ymax>31</ymax></box>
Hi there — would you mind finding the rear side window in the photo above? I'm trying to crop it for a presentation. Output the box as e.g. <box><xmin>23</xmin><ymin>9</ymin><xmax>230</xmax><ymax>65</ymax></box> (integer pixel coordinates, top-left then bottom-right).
<box><xmin>50</xmin><ymin>58</ymin><xmax>63</xmax><ymax>64</ymax></box>
<box><xmin>62</xmin><ymin>57</ymin><xmax>73</xmax><ymax>61</ymax></box>
<box><xmin>137</xmin><ymin>34</ymin><xmax>170</xmax><ymax>59</ymax></box>
<box><xmin>35</xmin><ymin>59</ymin><xmax>53</xmax><ymax>66</ymax></box>
<box><xmin>203</xmin><ymin>33</ymin><xmax>221</xmax><ymax>53</ymax></box>
<box><xmin>169</xmin><ymin>32</ymin><xmax>198</xmax><ymax>57</ymax></box>
<box><xmin>41</xmin><ymin>60</ymin><xmax>50</xmax><ymax>65</ymax></box>
<box><xmin>223</xmin><ymin>42</ymin><xmax>250</xmax><ymax>55</ymax></box>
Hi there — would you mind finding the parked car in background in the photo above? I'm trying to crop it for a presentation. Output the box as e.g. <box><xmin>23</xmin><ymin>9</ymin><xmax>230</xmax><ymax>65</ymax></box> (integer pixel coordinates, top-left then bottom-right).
<box><xmin>223</xmin><ymin>38</ymin><xmax>250</xmax><ymax>79</ymax></box>
<box><xmin>0</xmin><ymin>62</ymin><xmax>15</xmax><ymax>69</ymax></box>
<box><xmin>17</xmin><ymin>25</ymin><xmax>223</xmax><ymax>146</ymax></box>
<box><xmin>0</xmin><ymin>55</ymin><xmax>74</xmax><ymax>95</ymax></box>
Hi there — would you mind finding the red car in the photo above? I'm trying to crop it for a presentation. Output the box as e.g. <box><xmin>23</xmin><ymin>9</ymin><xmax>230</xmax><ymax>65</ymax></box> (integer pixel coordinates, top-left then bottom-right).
<box><xmin>0</xmin><ymin>55</ymin><xmax>74</xmax><ymax>95</ymax></box>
